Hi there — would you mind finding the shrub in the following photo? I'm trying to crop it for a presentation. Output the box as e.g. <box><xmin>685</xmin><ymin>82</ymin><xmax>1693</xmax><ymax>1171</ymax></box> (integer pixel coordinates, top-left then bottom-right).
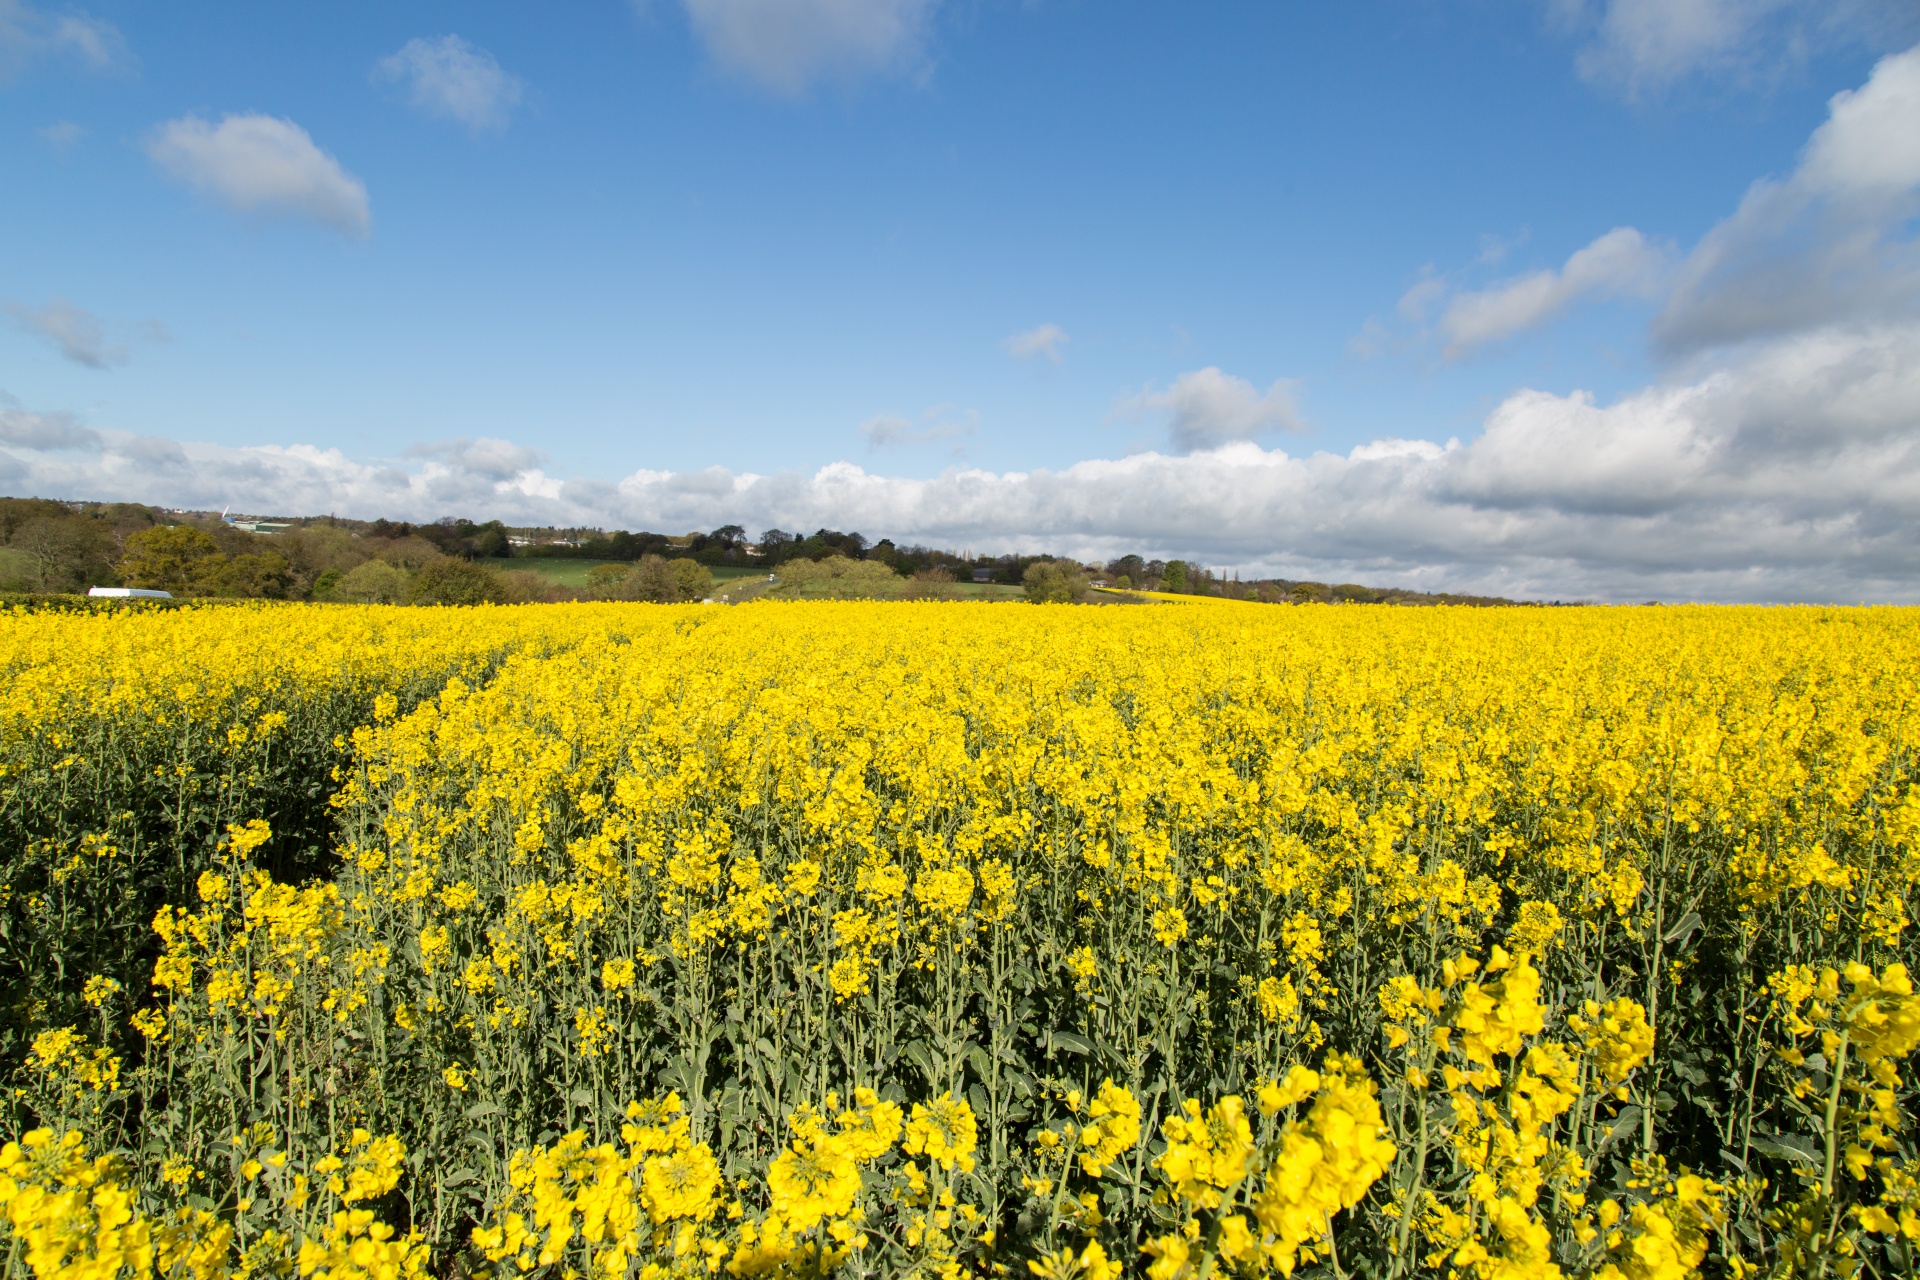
<box><xmin>335</xmin><ymin>559</ymin><xmax>411</xmax><ymax>604</ymax></box>
<box><xmin>410</xmin><ymin>559</ymin><xmax>507</xmax><ymax>606</ymax></box>
<box><xmin>773</xmin><ymin>556</ymin><xmax>899</xmax><ymax>599</ymax></box>
<box><xmin>498</xmin><ymin>569</ymin><xmax>569</xmax><ymax>603</ymax></box>
<box><xmin>311</xmin><ymin>567</ymin><xmax>344</xmax><ymax>599</ymax></box>
<box><xmin>586</xmin><ymin>562</ymin><xmax>633</xmax><ymax>590</ymax></box>
<box><xmin>904</xmin><ymin>566</ymin><xmax>960</xmax><ymax>600</ymax></box>
<box><xmin>1022</xmin><ymin>558</ymin><xmax>1090</xmax><ymax>603</ymax></box>
<box><xmin>615</xmin><ymin>555</ymin><xmax>712</xmax><ymax>602</ymax></box>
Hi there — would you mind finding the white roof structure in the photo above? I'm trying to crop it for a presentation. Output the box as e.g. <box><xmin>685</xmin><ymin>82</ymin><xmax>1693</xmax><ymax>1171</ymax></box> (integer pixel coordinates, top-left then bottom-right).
<box><xmin>87</xmin><ymin>587</ymin><xmax>174</xmax><ymax>599</ymax></box>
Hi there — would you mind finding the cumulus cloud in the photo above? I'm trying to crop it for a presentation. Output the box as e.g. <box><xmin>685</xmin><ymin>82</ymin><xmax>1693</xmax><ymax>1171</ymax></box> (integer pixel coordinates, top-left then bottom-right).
<box><xmin>1004</xmin><ymin>324</ymin><xmax>1069</xmax><ymax>363</ymax></box>
<box><xmin>1381</xmin><ymin>45</ymin><xmax>1920</xmax><ymax>363</ymax></box>
<box><xmin>406</xmin><ymin>437</ymin><xmax>548</xmax><ymax>481</ymax></box>
<box><xmin>146</xmin><ymin>113</ymin><xmax>371</xmax><ymax>237</ymax></box>
<box><xmin>376</xmin><ymin>35</ymin><xmax>524</xmax><ymax>131</ymax></box>
<box><xmin>1654</xmin><ymin>43</ymin><xmax>1920</xmax><ymax>356</ymax></box>
<box><xmin>1558</xmin><ymin>0</ymin><xmax>1917</xmax><ymax>96</ymax></box>
<box><xmin>681</xmin><ymin>0</ymin><xmax>935</xmax><ymax>94</ymax></box>
<box><xmin>1121</xmin><ymin>367</ymin><xmax>1306</xmax><ymax>452</ymax></box>
<box><xmin>6</xmin><ymin>298</ymin><xmax>126</xmax><ymax>368</ymax></box>
<box><xmin>4</xmin><ymin>321</ymin><xmax>1918</xmax><ymax>601</ymax></box>
<box><xmin>1438</xmin><ymin>228</ymin><xmax>1669</xmax><ymax>358</ymax></box>
<box><xmin>0</xmin><ymin>401</ymin><xmax>100</xmax><ymax>451</ymax></box>
<box><xmin>0</xmin><ymin>0</ymin><xmax>127</xmax><ymax>81</ymax></box>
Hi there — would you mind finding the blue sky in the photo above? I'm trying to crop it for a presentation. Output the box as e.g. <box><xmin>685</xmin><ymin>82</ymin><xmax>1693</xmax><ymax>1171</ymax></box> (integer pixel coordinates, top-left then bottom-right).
<box><xmin>4</xmin><ymin>0</ymin><xmax>1920</xmax><ymax>599</ymax></box>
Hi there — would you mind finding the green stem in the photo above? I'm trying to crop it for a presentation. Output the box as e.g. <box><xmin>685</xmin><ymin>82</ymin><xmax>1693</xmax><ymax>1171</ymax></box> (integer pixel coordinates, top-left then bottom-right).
<box><xmin>1821</xmin><ymin>1031</ymin><xmax>1851</xmax><ymax>1201</ymax></box>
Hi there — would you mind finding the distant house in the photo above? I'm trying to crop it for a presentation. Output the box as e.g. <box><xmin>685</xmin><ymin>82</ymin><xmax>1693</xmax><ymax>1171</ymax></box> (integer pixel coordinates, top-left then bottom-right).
<box><xmin>88</xmin><ymin>587</ymin><xmax>172</xmax><ymax>599</ymax></box>
<box><xmin>972</xmin><ymin>568</ymin><xmax>996</xmax><ymax>584</ymax></box>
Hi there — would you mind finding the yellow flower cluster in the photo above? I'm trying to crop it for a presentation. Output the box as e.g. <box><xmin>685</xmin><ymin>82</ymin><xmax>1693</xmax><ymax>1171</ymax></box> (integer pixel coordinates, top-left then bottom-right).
<box><xmin>0</xmin><ymin>1125</ymin><xmax>426</xmax><ymax>1280</ymax></box>
<box><xmin>474</xmin><ymin>1089</ymin><xmax>983</xmax><ymax>1280</ymax></box>
<box><xmin>1143</xmin><ymin>1059</ymin><xmax>1395</xmax><ymax>1279</ymax></box>
<box><xmin>0</xmin><ymin>600</ymin><xmax>1917</xmax><ymax>1280</ymax></box>
<box><xmin>1376</xmin><ymin>946</ymin><xmax>1689</xmax><ymax>1280</ymax></box>
<box><xmin>0</xmin><ymin>601</ymin><xmax>668</xmax><ymax>1064</ymax></box>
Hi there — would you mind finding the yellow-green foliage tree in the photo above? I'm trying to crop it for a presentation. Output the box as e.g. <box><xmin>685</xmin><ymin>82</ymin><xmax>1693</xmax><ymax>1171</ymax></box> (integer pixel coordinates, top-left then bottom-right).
<box><xmin>120</xmin><ymin>525</ymin><xmax>293</xmax><ymax>599</ymax></box>
<box><xmin>608</xmin><ymin>555</ymin><xmax>713</xmax><ymax>602</ymax></box>
<box><xmin>1023</xmin><ymin>559</ymin><xmax>1090</xmax><ymax>603</ymax></box>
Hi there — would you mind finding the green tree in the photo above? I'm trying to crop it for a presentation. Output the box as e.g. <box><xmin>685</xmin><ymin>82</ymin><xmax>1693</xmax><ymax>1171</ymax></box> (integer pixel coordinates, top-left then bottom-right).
<box><xmin>410</xmin><ymin>559</ymin><xmax>508</xmax><ymax>605</ymax></box>
<box><xmin>336</xmin><ymin>560</ymin><xmax>411</xmax><ymax>604</ymax></box>
<box><xmin>904</xmin><ymin>567</ymin><xmax>960</xmax><ymax>600</ymax></box>
<box><xmin>278</xmin><ymin>525</ymin><xmax>367</xmax><ymax>597</ymax></box>
<box><xmin>0</xmin><ymin>498</ymin><xmax>74</xmax><ymax>544</ymax></box>
<box><xmin>121</xmin><ymin>525</ymin><xmax>221</xmax><ymax>594</ymax></box>
<box><xmin>616</xmin><ymin>555</ymin><xmax>712</xmax><ymax>602</ymax></box>
<box><xmin>670</xmin><ymin>558</ymin><xmax>712</xmax><ymax>599</ymax></box>
<box><xmin>11</xmin><ymin>516</ymin><xmax>118</xmax><ymax>592</ymax></box>
<box><xmin>1162</xmin><ymin>559</ymin><xmax>1189</xmax><ymax>592</ymax></box>
<box><xmin>769</xmin><ymin>556</ymin><xmax>898</xmax><ymax>599</ymax></box>
<box><xmin>1022</xmin><ymin>559</ymin><xmax>1090</xmax><ymax>604</ymax></box>
<box><xmin>198</xmin><ymin>551</ymin><xmax>294</xmax><ymax>599</ymax></box>
<box><xmin>586</xmin><ymin>563</ymin><xmax>632</xmax><ymax>592</ymax></box>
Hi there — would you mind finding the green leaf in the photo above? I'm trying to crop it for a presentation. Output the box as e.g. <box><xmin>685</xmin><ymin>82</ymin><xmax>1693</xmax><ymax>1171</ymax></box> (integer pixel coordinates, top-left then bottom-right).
<box><xmin>1663</xmin><ymin>912</ymin><xmax>1703</xmax><ymax>944</ymax></box>
<box><xmin>1051</xmin><ymin>1031</ymin><xmax>1093</xmax><ymax>1057</ymax></box>
<box><xmin>1751</xmin><ymin>1132</ymin><xmax>1821</xmax><ymax>1166</ymax></box>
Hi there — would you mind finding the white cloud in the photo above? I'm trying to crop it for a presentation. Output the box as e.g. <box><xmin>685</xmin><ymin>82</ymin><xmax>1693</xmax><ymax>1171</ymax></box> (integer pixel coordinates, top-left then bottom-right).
<box><xmin>1438</xmin><ymin>228</ymin><xmax>1668</xmax><ymax>358</ymax></box>
<box><xmin>1800</xmin><ymin>44</ymin><xmax>1920</xmax><ymax>196</ymax></box>
<box><xmin>1004</xmin><ymin>323</ymin><xmax>1069</xmax><ymax>362</ymax></box>
<box><xmin>1121</xmin><ymin>367</ymin><xmax>1306</xmax><ymax>452</ymax></box>
<box><xmin>0</xmin><ymin>400</ymin><xmax>99</xmax><ymax>451</ymax></box>
<box><xmin>1559</xmin><ymin>0</ymin><xmax>1917</xmax><ymax>96</ymax></box>
<box><xmin>4</xmin><ymin>321</ymin><xmax>1919</xmax><ymax>601</ymax></box>
<box><xmin>6</xmin><ymin>298</ymin><xmax>125</xmax><ymax>368</ymax></box>
<box><xmin>1396</xmin><ymin>275</ymin><xmax>1445</xmax><ymax>323</ymax></box>
<box><xmin>146</xmin><ymin>113</ymin><xmax>371</xmax><ymax>237</ymax></box>
<box><xmin>1654</xmin><ymin>43</ymin><xmax>1920</xmax><ymax>355</ymax></box>
<box><xmin>0</xmin><ymin>0</ymin><xmax>127</xmax><ymax>81</ymax></box>
<box><xmin>376</xmin><ymin>35</ymin><xmax>524</xmax><ymax>131</ymax></box>
<box><xmin>38</xmin><ymin>120</ymin><xmax>84</xmax><ymax>152</ymax></box>
<box><xmin>681</xmin><ymin>0</ymin><xmax>935</xmax><ymax>94</ymax></box>
<box><xmin>862</xmin><ymin>405</ymin><xmax>976</xmax><ymax>449</ymax></box>
<box><xmin>1572</xmin><ymin>0</ymin><xmax>1784</xmax><ymax>92</ymax></box>
<box><xmin>406</xmin><ymin>437</ymin><xmax>548</xmax><ymax>481</ymax></box>
<box><xmin>1381</xmin><ymin>45</ymin><xmax>1920</xmax><ymax>363</ymax></box>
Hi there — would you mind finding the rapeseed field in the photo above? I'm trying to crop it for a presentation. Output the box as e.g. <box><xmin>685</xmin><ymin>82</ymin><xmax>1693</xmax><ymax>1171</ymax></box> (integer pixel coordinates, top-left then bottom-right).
<box><xmin>1</xmin><ymin>601</ymin><xmax>1916</xmax><ymax>1280</ymax></box>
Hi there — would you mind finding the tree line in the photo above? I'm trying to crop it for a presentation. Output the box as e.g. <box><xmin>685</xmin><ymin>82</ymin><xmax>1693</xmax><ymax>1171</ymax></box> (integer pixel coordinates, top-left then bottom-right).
<box><xmin>0</xmin><ymin>497</ymin><xmax>1527</xmax><ymax>606</ymax></box>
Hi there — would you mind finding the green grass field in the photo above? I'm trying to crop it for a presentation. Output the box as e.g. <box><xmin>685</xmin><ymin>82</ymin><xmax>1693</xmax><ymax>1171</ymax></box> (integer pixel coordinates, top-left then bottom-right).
<box><xmin>0</xmin><ymin>547</ymin><xmax>36</xmax><ymax>590</ymax></box>
<box><xmin>489</xmin><ymin>558</ymin><xmax>1030</xmax><ymax>602</ymax></box>
<box><xmin>711</xmin><ymin>574</ymin><xmax>1029</xmax><ymax>603</ymax></box>
<box><xmin>485</xmin><ymin>558</ymin><xmax>762</xmax><ymax>588</ymax></box>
